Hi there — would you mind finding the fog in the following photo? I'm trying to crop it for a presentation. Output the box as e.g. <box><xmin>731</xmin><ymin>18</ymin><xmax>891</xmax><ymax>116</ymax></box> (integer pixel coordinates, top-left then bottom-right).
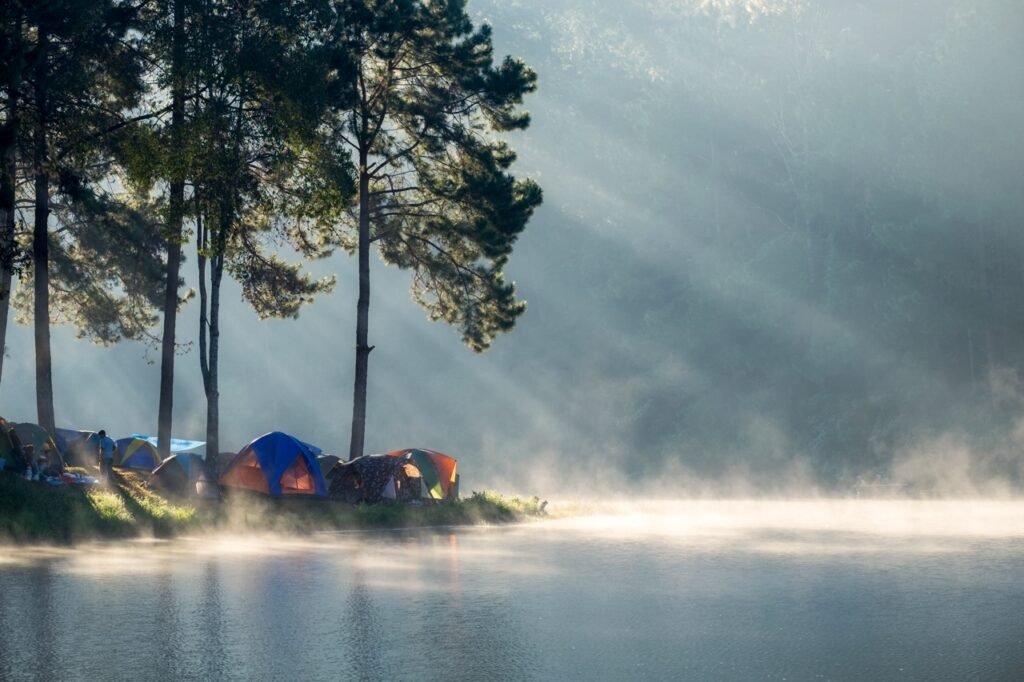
<box><xmin>2</xmin><ymin>499</ymin><xmax>1022</xmax><ymax>574</ymax></box>
<box><xmin>2</xmin><ymin>0</ymin><xmax>1024</xmax><ymax>494</ymax></box>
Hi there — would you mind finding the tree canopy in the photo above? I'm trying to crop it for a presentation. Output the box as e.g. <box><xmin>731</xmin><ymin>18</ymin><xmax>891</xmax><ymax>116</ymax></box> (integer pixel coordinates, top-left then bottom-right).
<box><xmin>318</xmin><ymin>0</ymin><xmax>542</xmax><ymax>458</ymax></box>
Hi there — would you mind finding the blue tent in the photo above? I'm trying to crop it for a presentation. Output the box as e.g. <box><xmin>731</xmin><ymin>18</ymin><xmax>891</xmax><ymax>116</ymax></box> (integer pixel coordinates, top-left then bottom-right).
<box><xmin>55</xmin><ymin>428</ymin><xmax>97</xmax><ymax>465</ymax></box>
<box><xmin>130</xmin><ymin>434</ymin><xmax>206</xmax><ymax>454</ymax></box>
<box><xmin>219</xmin><ymin>432</ymin><xmax>327</xmax><ymax>497</ymax></box>
<box><xmin>114</xmin><ymin>437</ymin><xmax>163</xmax><ymax>471</ymax></box>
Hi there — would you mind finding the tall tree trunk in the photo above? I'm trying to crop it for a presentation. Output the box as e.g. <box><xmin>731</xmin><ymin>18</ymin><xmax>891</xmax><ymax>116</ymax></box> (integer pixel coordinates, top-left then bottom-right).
<box><xmin>32</xmin><ymin>25</ymin><xmax>55</xmax><ymax>435</ymax></box>
<box><xmin>158</xmin><ymin>0</ymin><xmax>187</xmax><ymax>457</ymax></box>
<box><xmin>198</xmin><ymin>204</ymin><xmax>224</xmax><ymax>462</ymax></box>
<box><xmin>348</xmin><ymin>159</ymin><xmax>372</xmax><ymax>461</ymax></box>
<box><xmin>206</xmin><ymin>244</ymin><xmax>223</xmax><ymax>461</ymax></box>
<box><xmin>0</xmin><ymin>81</ymin><xmax>17</xmax><ymax>387</ymax></box>
<box><xmin>197</xmin><ymin>200</ymin><xmax>210</xmax><ymax>454</ymax></box>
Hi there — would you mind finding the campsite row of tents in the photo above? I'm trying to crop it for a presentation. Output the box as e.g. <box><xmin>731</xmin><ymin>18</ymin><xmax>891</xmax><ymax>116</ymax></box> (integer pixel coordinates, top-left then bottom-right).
<box><xmin>220</xmin><ymin>432</ymin><xmax>460</xmax><ymax>503</ymax></box>
<box><xmin>2</xmin><ymin>418</ymin><xmax>459</xmax><ymax>503</ymax></box>
<box><xmin>1</xmin><ymin>419</ymin><xmax>192</xmax><ymax>473</ymax></box>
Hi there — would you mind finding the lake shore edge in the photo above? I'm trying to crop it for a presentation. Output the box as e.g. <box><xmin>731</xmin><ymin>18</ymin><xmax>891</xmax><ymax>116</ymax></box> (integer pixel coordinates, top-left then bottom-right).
<box><xmin>0</xmin><ymin>471</ymin><xmax>547</xmax><ymax>546</ymax></box>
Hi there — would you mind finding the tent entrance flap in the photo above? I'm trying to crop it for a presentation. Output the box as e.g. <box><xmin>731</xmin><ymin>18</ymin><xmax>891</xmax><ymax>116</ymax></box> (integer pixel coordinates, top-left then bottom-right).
<box><xmin>280</xmin><ymin>456</ymin><xmax>316</xmax><ymax>495</ymax></box>
<box><xmin>221</xmin><ymin>450</ymin><xmax>270</xmax><ymax>493</ymax></box>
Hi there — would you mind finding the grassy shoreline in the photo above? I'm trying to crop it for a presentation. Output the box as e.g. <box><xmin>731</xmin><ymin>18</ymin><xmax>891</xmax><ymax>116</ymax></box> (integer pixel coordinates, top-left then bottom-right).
<box><xmin>0</xmin><ymin>470</ymin><xmax>547</xmax><ymax>545</ymax></box>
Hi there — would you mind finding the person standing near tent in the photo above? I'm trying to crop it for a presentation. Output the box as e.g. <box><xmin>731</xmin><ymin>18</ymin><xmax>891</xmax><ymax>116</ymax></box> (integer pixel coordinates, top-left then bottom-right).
<box><xmin>96</xmin><ymin>430</ymin><xmax>116</xmax><ymax>484</ymax></box>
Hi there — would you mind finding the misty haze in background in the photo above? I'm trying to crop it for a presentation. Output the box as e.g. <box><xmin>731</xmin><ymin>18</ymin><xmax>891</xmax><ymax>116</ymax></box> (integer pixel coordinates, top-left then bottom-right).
<box><xmin>2</xmin><ymin>0</ymin><xmax>1023</xmax><ymax>494</ymax></box>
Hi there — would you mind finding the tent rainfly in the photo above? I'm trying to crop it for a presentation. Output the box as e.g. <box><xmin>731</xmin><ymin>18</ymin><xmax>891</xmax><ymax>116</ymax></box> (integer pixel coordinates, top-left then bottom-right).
<box><xmin>151</xmin><ymin>453</ymin><xmax>217</xmax><ymax>498</ymax></box>
<box><xmin>384</xmin><ymin>448</ymin><xmax>459</xmax><ymax>501</ymax></box>
<box><xmin>114</xmin><ymin>437</ymin><xmax>162</xmax><ymax>471</ymax></box>
<box><xmin>219</xmin><ymin>432</ymin><xmax>327</xmax><ymax>497</ymax></box>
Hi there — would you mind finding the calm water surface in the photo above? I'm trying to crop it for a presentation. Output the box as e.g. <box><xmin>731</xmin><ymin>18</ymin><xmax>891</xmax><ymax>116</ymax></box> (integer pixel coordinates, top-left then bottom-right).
<box><xmin>1</xmin><ymin>500</ymin><xmax>1022</xmax><ymax>681</ymax></box>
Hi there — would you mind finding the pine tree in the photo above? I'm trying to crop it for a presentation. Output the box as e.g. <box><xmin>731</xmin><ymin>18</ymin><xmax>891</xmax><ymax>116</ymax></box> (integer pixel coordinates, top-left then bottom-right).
<box><xmin>10</xmin><ymin>0</ymin><xmax>155</xmax><ymax>434</ymax></box>
<box><xmin>117</xmin><ymin>0</ymin><xmax>344</xmax><ymax>459</ymax></box>
<box><xmin>322</xmin><ymin>0</ymin><xmax>542</xmax><ymax>459</ymax></box>
<box><xmin>188</xmin><ymin>0</ymin><xmax>339</xmax><ymax>458</ymax></box>
<box><xmin>0</xmin><ymin>1</ymin><xmax>28</xmax><ymax>387</ymax></box>
<box><xmin>118</xmin><ymin>0</ymin><xmax>210</xmax><ymax>456</ymax></box>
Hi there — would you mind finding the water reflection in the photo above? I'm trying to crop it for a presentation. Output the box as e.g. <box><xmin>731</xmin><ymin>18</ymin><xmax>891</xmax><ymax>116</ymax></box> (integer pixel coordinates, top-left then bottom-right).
<box><xmin>0</xmin><ymin>502</ymin><xmax>1022</xmax><ymax>680</ymax></box>
<box><xmin>344</xmin><ymin>561</ymin><xmax>385</xmax><ymax>681</ymax></box>
<box><xmin>28</xmin><ymin>566</ymin><xmax>57</xmax><ymax>680</ymax></box>
<box><xmin>152</xmin><ymin>572</ymin><xmax>181</xmax><ymax>680</ymax></box>
<box><xmin>197</xmin><ymin>561</ymin><xmax>226</xmax><ymax>679</ymax></box>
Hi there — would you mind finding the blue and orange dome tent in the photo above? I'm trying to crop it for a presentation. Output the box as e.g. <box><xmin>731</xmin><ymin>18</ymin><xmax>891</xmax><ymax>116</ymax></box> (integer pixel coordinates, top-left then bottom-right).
<box><xmin>219</xmin><ymin>432</ymin><xmax>327</xmax><ymax>497</ymax></box>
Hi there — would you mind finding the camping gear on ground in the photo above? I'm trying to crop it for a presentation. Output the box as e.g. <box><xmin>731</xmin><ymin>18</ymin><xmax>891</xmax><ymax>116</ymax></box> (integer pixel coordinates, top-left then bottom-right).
<box><xmin>60</xmin><ymin>472</ymin><xmax>99</xmax><ymax>486</ymax></box>
<box><xmin>11</xmin><ymin>422</ymin><xmax>64</xmax><ymax>475</ymax></box>
<box><xmin>219</xmin><ymin>432</ymin><xmax>327</xmax><ymax>497</ymax></box>
<box><xmin>384</xmin><ymin>448</ymin><xmax>459</xmax><ymax>501</ymax></box>
<box><xmin>151</xmin><ymin>453</ymin><xmax>217</xmax><ymax>498</ymax></box>
<box><xmin>114</xmin><ymin>437</ymin><xmax>163</xmax><ymax>471</ymax></box>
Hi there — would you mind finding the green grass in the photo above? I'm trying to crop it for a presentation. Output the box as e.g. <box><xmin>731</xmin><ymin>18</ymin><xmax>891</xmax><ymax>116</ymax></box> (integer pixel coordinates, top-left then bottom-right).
<box><xmin>0</xmin><ymin>472</ymin><xmax>546</xmax><ymax>545</ymax></box>
<box><xmin>0</xmin><ymin>468</ymin><xmax>201</xmax><ymax>543</ymax></box>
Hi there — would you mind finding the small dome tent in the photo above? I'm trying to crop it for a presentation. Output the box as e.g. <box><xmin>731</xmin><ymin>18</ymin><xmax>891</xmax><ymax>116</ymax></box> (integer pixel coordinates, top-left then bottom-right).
<box><xmin>58</xmin><ymin>429</ymin><xmax>98</xmax><ymax>466</ymax></box>
<box><xmin>325</xmin><ymin>455</ymin><xmax>412</xmax><ymax>503</ymax></box>
<box><xmin>219</xmin><ymin>432</ymin><xmax>327</xmax><ymax>497</ymax></box>
<box><xmin>151</xmin><ymin>453</ymin><xmax>216</xmax><ymax>498</ymax></box>
<box><xmin>114</xmin><ymin>437</ymin><xmax>162</xmax><ymax>471</ymax></box>
<box><xmin>385</xmin><ymin>448</ymin><xmax>459</xmax><ymax>501</ymax></box>
<box><xmin>12</xmin><ymin>422</ymin><xmax>64</xmax><ymax>474</ymax></box>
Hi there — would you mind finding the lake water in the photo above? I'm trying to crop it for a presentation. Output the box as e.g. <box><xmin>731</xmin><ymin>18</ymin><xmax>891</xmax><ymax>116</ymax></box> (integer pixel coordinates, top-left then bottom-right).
<box><xmin>1</xmin><ymin>500</ymin><xmax>1022</xmax><ymax>681</ymax></box>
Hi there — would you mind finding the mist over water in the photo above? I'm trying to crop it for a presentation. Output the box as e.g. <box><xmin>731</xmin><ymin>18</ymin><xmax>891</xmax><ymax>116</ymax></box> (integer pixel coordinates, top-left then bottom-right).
<box><xmin>2</xmin><ymin>500</ymin><xmax>1023</xmax><ymax>680</ymax></box>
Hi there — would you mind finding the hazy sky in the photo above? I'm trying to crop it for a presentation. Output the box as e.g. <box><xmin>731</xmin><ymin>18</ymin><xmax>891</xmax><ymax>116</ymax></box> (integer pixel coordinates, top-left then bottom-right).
<box><xmin>2</xmin><ymin>0</ymin><xmax>1023</xmax><ymax>493</ymax></box>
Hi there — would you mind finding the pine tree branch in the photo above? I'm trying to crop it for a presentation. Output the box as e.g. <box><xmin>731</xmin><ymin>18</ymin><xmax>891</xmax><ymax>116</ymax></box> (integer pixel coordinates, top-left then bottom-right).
<box><xmin>404</xmin><ymin>233</ymin><xmax>488</xmax><ymax>284</ymax></box>
<box><xmin>369</xmin><ymin>185</ymin><xmax>421</xmax><ymax>197</ymax></box>
<box><xmin>54</xmin><ymin>103</ymin><xmax>174</xmax><ymax>162</ymax></box>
